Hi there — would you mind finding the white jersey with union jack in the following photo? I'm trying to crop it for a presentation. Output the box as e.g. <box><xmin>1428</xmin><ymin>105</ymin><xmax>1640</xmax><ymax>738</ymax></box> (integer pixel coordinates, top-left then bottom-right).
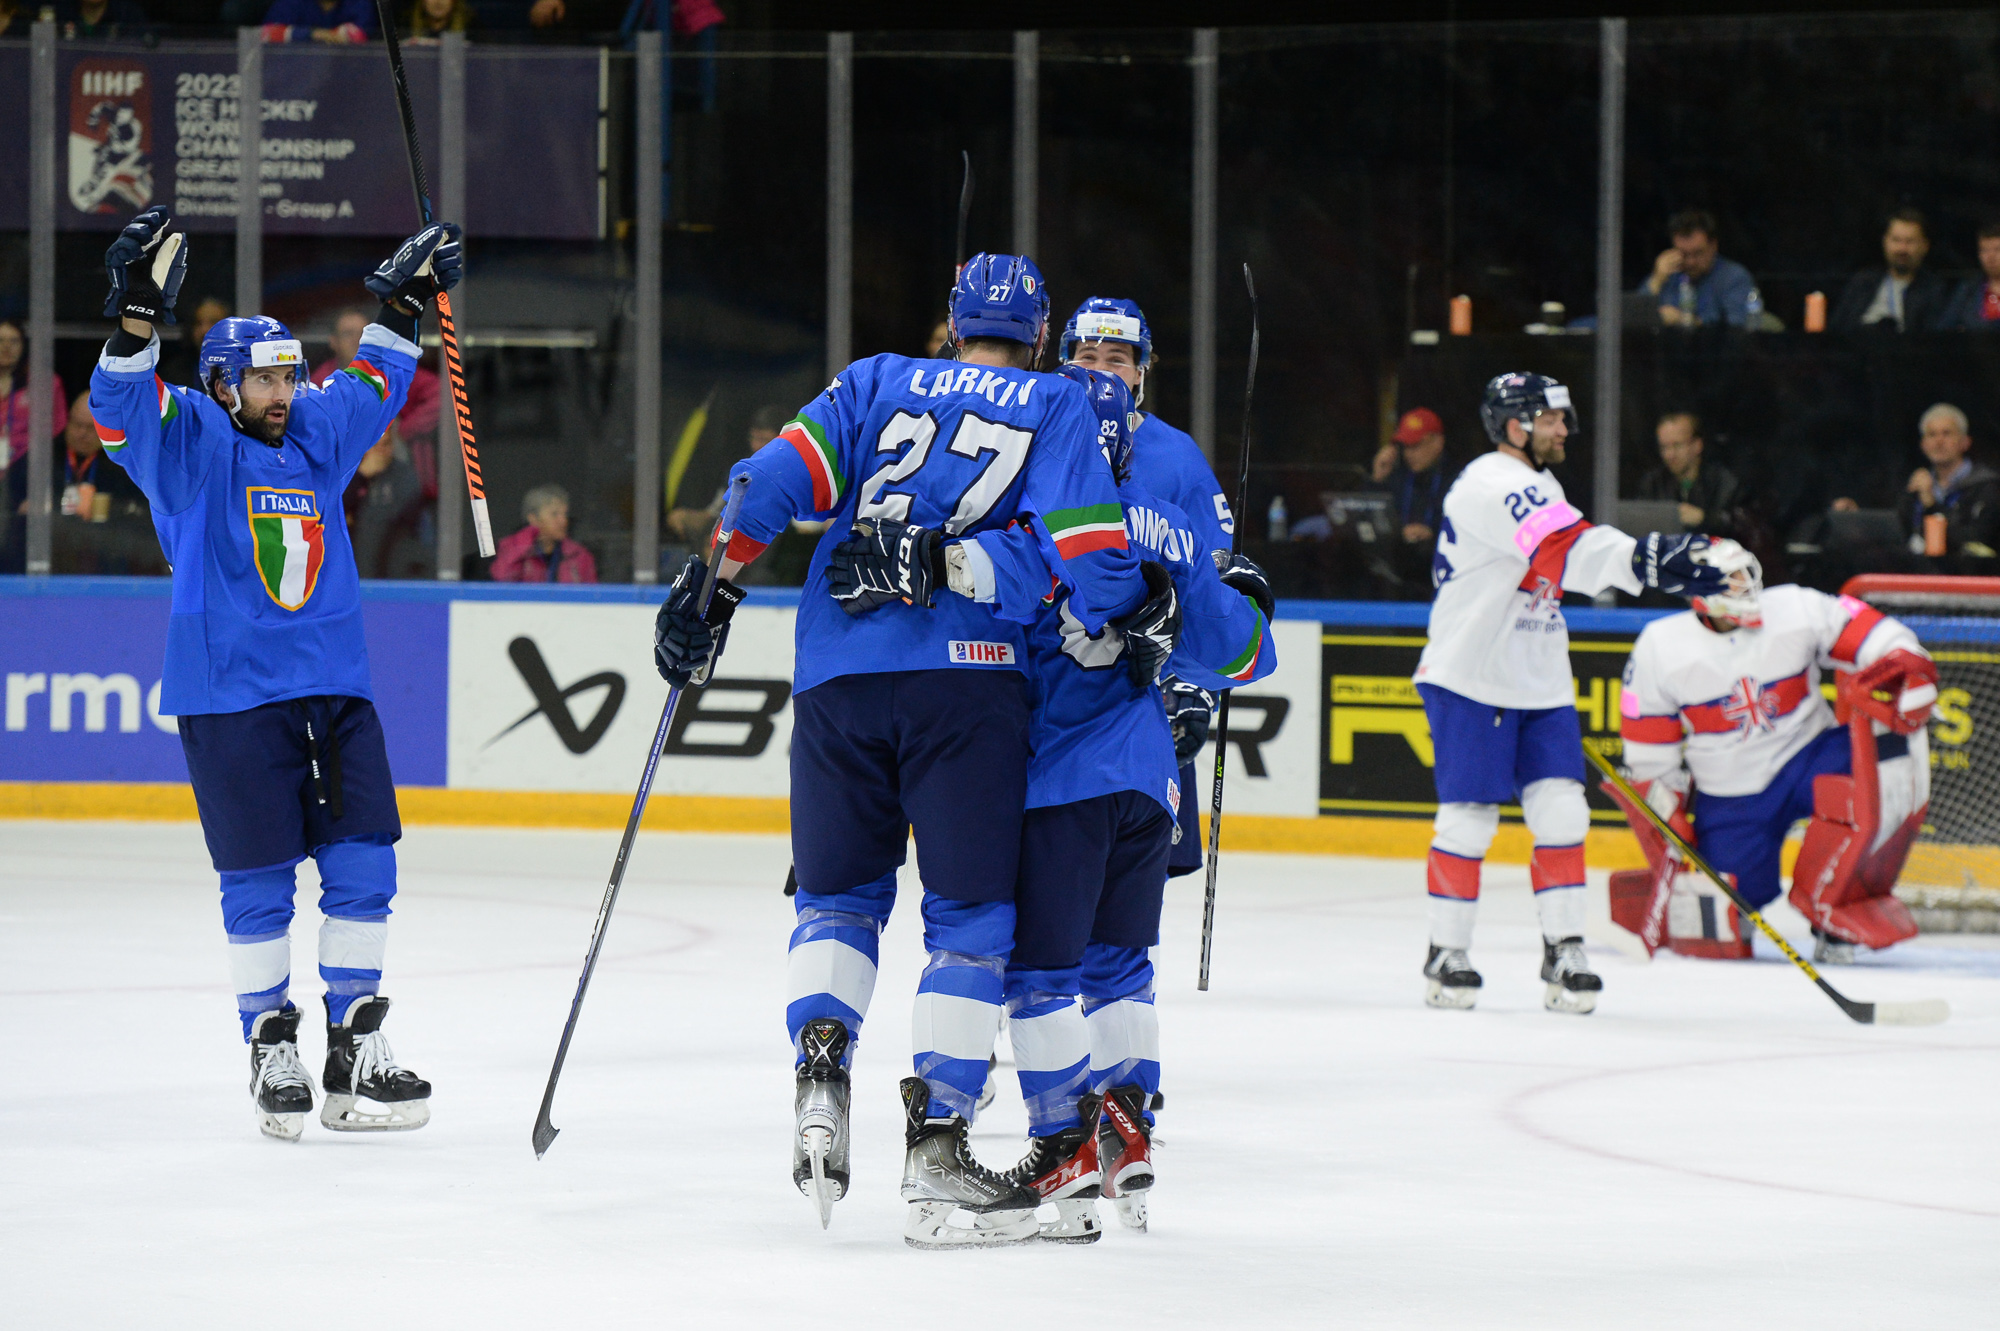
<box><xmin>1618</xmin><ymin>584</ymin><xmax>1922</xmax><ymax>796</ymax></box>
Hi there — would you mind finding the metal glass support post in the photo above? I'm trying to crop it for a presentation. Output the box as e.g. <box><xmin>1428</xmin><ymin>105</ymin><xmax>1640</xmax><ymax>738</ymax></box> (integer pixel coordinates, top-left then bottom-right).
<box><xmin>826</xmin><ymin>33</ymin><xmax>853</xmax><ymax>382</ymax></box>
<box><xmin>25</xmin><ymin>19</ymin><xmax>56</xmax><ymax>576</ymax></box>
<box><xmin>236</xmin><ymin>29</ymin><xmax>263</xmax><ymax>319</ymax></box>
<box><xmin>1593</xmin><ymin>17</ymin><xmax>1627</xmax><ymax>530</ymax></box>
<box><xmin>1190</xmin><ymin>29</ymin><xmax>1218</xmax><ymax>460</ymax></box>
<box><xmin>1012</xmin><ymin>31</ymin><xmax>1038</xmax><ymax>257</ymax></box>
<box><xmin>634</xmin><ymin>31</ymin><xmax>664</xmax><ymax>585</ymax></box>
<box><xmin>436</xmin><ymin>32</ymin><xmax>468</xmax><ymax>580</ymax></box>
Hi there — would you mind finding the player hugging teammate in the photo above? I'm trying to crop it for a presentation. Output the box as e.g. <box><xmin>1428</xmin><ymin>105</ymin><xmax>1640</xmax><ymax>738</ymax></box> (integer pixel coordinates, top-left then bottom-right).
<box><xmin>652</xmin><ymin>256</ymin><xmax>1270</xmax><ymax>1248</ymax></box>
<box><xmin>89</xmin><ymin>206</ymin><xmax>461</xmax><ymax>1140</ymax></box>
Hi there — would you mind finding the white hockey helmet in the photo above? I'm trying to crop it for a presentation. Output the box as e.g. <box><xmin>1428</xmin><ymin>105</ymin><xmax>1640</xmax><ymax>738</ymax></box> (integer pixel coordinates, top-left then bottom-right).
<box><xmin>1690</xmin><ymin>537</ymin><xmax>1763</xmax><ymax>631</ymax></box>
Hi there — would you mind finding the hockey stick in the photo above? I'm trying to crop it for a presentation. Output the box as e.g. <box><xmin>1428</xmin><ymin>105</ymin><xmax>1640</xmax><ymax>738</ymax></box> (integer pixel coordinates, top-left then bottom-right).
<box><xmin>371</xmin><ymin>0</ymin><xmax>495</xmax><ymax>559</ymax></box>
<box><xmin>955</xmin><ymin>149</ymin><xmax>974</xmax><ymax>273</ymax></box>
<box><xmin>1198</xmin><ymin>263</ymin><xmax>1259</xmax><ymax>992</ymax></box>
<box><xmin>1585</xmin><ymin>745</ymin><xmax>1947</xmax><ymax>1026</ymax></box>
<box><xmin>533</xmin><ymin>478</ymin><xmax>750</xmax><ymax>1158</ymax></box>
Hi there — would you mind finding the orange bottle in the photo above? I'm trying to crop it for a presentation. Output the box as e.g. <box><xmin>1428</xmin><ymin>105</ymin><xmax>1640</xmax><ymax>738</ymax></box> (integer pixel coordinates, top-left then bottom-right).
<box><xmin>1925</xmin><ymin>512</ymin><xmax>1948</xmax><ymax>557</ymax></box>
<box><xmin>1449</xmin><ymin>295</ymin><xmax>1472</xmax><ymax>336</ymax></box>
<box><xmin>1804</xmin><ymin>291</ymin><xmax>1827</xmax><ymax>333</ymax></box>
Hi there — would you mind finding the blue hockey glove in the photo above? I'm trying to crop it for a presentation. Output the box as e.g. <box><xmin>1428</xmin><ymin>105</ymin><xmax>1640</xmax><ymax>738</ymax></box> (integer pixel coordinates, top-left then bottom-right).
<box><xmin>103</xmin><ymin>207</ymin><xmax>188</xmax><ymax>325</ymax></box>
<box><xmin>1213</xmin><ymin>550</ymin><xmax>1275</xmax><ymax>620</ymax></box>
<box><xmin>365</xmin><ymin>223</ymin><xmax>465</xmax><ymax>318</ymax></box>
<box><xmin>828</xmin><ymin>517</ymin><xmax>945</xmax><ymax>616</ymax></box>
<box><xmin>1632</xmin><ymin>532</ymin><xmax>1729</xmax><ymax>597</ymax></box>
<box><xmin>1164</xmin><ymin>678</ymin><xmax>1217</xmax><ymax>762</ymax></box>
<box><xmin>1111</xmin><ymin>561</ymin><xmax>1182</xmax><ymax>689</ymax></box>
<box><xmin>653</xmin><ymin>554</ymin><xmax>745</xmax><ymax>688</ymax></box>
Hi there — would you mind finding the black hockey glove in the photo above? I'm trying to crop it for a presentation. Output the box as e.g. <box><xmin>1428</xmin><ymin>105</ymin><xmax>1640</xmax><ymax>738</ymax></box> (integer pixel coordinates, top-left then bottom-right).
<box><xmin>653</xmin><ymin>553</ymin><xmax>745</xmax><ymax>689</ymax></box>
<box><xmin>1110</xmin><ymin>560</ymin><xmax>1182</xmax><ymax>689</ymax></box>
<box><xmin>1163</xmin><ymin>678</ymin><xmax>1217</xmax><ymax>762</ymax></box>
<box><xmin>1632</xmin><ymin>532</ymin><xmax>1728</xmax><ymax>597</ymax></box>
<box><xmin>1213</xmin><ymin>550</ymin><xmax>1275</xmax><ymax>621</ymax></box>
<box><xmin>365</xmin><ymin>223</ymin><xmax>465</xmax><ymax>318</ymax></box>
<box><xmin>828</xmin><ymin>517</ymin><xmax>945</xmax><ymax>616</ymax></box>
<box><xmin>103</xmin><ymin>207</ymin><xmax>188</xmax><ymax>325</ymax></box>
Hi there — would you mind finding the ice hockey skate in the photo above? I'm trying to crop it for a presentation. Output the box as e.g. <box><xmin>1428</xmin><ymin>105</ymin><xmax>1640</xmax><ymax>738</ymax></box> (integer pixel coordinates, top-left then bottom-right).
<box><xmin>898</xmin><ymin>1076</ymin><xmax>1041</xmax><ymax>1249</ymax></box>
<box><xmin>1423</xmin><ymin>944</ymin><xmax>1482</xmax><ymax>1009</ymax></box>
<box><xmin>1541</xmin><ymin>938</ymin><xmax>1602</xmax><ymax>1014</ymax></box>
<box><xmin>792</xmin><ymin>1017</ymin><xmax>851</xmax><ymax>1229</ymax></box>
<box><xmin>1097</xmin><ymin>1083</ymin><xmax>1154</xmax><ymax>1232</ymax></box>
<box><xmin>248</xmin><ymin>1006</ymin><xmax>314</xmax><ymax>1141</ymax></box>
<box><xmin>320</xmin><ymin>996</ymin><xmax>431</xmax><ymax>1131</ymax></box>
<box><xmin>1006</xmin><ymin>1093</ymin><xmax>1103</xmax><ymax>1244</ymax></box>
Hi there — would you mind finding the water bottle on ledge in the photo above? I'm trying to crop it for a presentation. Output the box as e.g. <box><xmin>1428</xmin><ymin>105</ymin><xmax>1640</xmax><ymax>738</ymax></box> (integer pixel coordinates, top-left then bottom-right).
<box><xmin>1744</xmin><ymin>286</ymin><xmax>1763</xmax><ymax>331</ymax></box>
<box><xmin>1267</xmin><ymin>494</ymin><xmax>1289</xmax><ymax>543</ymax></box>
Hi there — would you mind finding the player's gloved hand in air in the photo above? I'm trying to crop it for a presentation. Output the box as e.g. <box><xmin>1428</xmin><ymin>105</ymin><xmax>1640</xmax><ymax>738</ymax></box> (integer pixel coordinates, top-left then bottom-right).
<box><xmin>1842</xmin><ymin>647</ymin><xmax>1940</xmax><ymax>734</ymax></box>
<box><xmin>1111</xmin><ymin>560</ymin><xmax>1182</xmax><ymax>689</ymax></box>
<box><xmin>653</xmin><ymin>553</ymin><xmax>745</xmax><ymax>688</ymax></box>
<box><xmin>365</xmin><ymin>223</ymin><xmax>465</xmax><ymax>317</ymax></box>
<box><xmin>103</xmin><ymin>206</ymin><xmax>188</xmax><ymax>325</ymax></box>
<box><xmin>1213</xmin><ymin>550</ymin><xmax>1275</xmax><ymax>620</ymax></box>
<box><xmin>1164</xmin><ymin>679</ymin><xmax>1217</xmax><ymax>762</ymax></box>
<box><xmin>1631</xmin><ymin>532</ymin><xmax>1730</xmax><ymax>597</ymax></box>
<box><xmin>828</xmin><ymin>517</ymin><xmax>944</xmax><ymax>615</ymax></box>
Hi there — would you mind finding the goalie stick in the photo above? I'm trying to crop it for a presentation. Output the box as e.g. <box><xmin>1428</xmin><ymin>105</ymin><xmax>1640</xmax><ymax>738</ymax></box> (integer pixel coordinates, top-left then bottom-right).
<box><xmin>371</xmin><ymin>0</ymin><xmax>496</xmax><ymax>559</ymax></box>
<box><xmin>1585</xmin><ymin>745</ymin><xmax>1947</xmax><ymax>1026</ymax></box>
<box><xmin>1198</xmin><ymin>262</ymin><xmax>1259</xmax><ymax>992</ymax></box>
<box><xmin>533</xmin><ymin>478</ymin><xmax>750</xmax><ymax>1158</ymax></box>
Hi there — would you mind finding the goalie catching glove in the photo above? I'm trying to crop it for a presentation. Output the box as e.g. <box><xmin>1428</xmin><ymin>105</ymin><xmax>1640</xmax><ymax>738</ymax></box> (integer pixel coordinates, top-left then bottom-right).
<box><xmin>1840</xmin><ymin>647</ymin><xmax>1939</xmax><ymax>735</ymax></box>
<box><xmin>103</xmin><ymin>206</ymin><xmax>188</xmax><ymax>325</ymax></box>
<box><xmin>653</xmin><ymin>554</ymin><xmax>745</xmax><ymax>689</ymax></box>
<box><xmin>1110</xmin><ymin>560</ymin><xmax>1182</xmax><ymax>688</ymax></box>
<box><xmin>365</xmin><ymin>223</ymin><xmax>465</xmax><ymax>318</ymax></box>
<box><xmin>828</xmin><ymin>517</ymin><xmax>945</xmax><ymax>615</ymax></box>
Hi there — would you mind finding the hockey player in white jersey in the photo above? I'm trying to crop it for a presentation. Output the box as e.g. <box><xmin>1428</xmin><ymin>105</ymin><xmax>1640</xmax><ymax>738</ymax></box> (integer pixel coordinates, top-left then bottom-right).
<box><xmin>1613</xmin><ymin>554</ymin><xmax>1937</xmax><ymax>962</ymax></box>
<box><xmin>1415</xmin><ymin>372</ymin><xmax>1730</xmax><ymax>1012</ymax></box>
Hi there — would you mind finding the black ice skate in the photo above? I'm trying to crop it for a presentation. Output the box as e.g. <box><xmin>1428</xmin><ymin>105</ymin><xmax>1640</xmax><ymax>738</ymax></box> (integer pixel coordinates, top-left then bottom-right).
<box><xmin>1097</xmin><ymin>1084</ymin><xmax>1154</xmax><ymax>1232</ymax></box>
<box><xmin>321</xmin><ymin>995</ymin><xmax>431</xmax><ymax>1131</ymax></box>
<box><xmin>1541</xmin><ymin>937</ymin><xmax>1602</xmax><ymax>1015</ymax></box>
<box><xmin>1812</xmin><ymin>929</ymin><xmax>1858</xmax><ymax>965</ymax></box>
<box><xmin>898</xmin><ymin>1076</ymin><xmax>1041</xmax><ymax>1250</ymax></box>
<box><xmin>1006</xmin><ymin>1093</ymin><xmax>1102</xmax><ymax>1244</ymax></box>
<box><xmin>793</xmin><ymin>1017</ymin><xmax>851</xmax><ymax>1230</ymax></box>
<box><xmin>249</xmin><ymin>1006</ymin><xmax>314</xmax><ymax>1141</ymax></box>
<box><xmin>1423</xmin><ymin>944</ymin><xmax>1482</xmax><ymax>1010</ymax></box>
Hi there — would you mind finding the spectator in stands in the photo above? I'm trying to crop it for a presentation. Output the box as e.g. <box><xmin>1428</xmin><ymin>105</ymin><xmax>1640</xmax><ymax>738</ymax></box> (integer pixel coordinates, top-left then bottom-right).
<box><xmin>1832</xmin><ymin>208</ymin><xmax>1952</xmax><ymax>333</ymax></box>
<box><xmin>343</xmin><ymin>423</ymin><xmax>431</xmax><ymax>579</ymax></box>
<box><xmin>1365</xmin><ymin>407</ymin><xmax>1457</xmax><ymax>543</ymax></box>
<box><xmin>261</xmin><ymin>0</ymin><xmax>377</xmax><ymax>41</ymax></box>
<box><xmin>1</xmin><ymin>318</ymin><xmax>66</xmax><ymax>468</ymax></box>
<box><xmin>1639</xmin><ymin>210</ymin><xmax>1758</xmax><ymax>328</ymax></box>
<box><xmin>925</xmin><ymin>319</ymin><xmax>951</xmax><ymax>359</ymax></box>
<box><xmin>312</xmin><ymin>308</ymin><xmax>371</xmax><ymax>387</ymax></box>
<box><xmin>4</xmin><ymin>391</ymin><xmax>161</xmax><ymax>574</ymax></box>
<box><xmin>1902</xmin><ymin>403</ymin><xmax>1999</xmax><ymax>559</ymax></box>
<box><xmin>493</xmin><ymin>483</ymin><xmax>597</xmax><ymax>584</ymax></box>
<box><xmin>1635</xmin><ymin>411</ymin><xmax>1742</xmax><ymax>535</ymax></box>
<box><xmin>1945</xmin><ymin>219</ymin><xmax>2000</xmax><ymax>330</ymax></box>
<box><xmin>0</xmin><ymin>0</ymin><xmax>33</xmax><ymax>37</ymax></box>
<box><xmin>53</xmin><ymin>0</ymin><xmax>149</xmax><ymax>39</ymax></box>
<box><xmin>404</xmin><ymin>0</ymin><xmax>473</xmax><ymax>39</ymax></box>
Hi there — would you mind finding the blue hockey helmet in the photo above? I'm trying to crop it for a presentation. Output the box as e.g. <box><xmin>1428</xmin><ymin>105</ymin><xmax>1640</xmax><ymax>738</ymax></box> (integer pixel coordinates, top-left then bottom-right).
<box><xmin>949</xmin><ymin>253</ymin><xmax>1050</xmax><ymax>353</ymax></box>
<box><xmin>1060</xmin><ymin>364</ymin><xmax>1139</xmax><ymax>484</ymax></box>
<box><xmin>1060</xmin><ymin>296</ymin><xmax>1153</xmax><ymax>369</ymax></box>
<box><xmin>199</xmin><ymin>315</ymin><xmax>306</xmax><ymax>401</ymax></box>
<box><xmin>1479</xmin><ymin>371</ymin><xmax>1577</xmax><ymax>445</ymax></box>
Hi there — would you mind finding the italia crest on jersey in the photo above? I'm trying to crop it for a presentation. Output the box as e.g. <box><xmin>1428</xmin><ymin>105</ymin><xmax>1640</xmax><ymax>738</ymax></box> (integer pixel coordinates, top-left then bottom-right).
<box><xmin>247</xmin><ymin>488</ymin><xmax>325</xmax><ymax>610</ymax></box>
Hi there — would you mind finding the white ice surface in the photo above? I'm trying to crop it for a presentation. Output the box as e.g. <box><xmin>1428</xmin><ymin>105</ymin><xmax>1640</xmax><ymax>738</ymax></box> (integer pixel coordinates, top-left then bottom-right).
<box><xmin>4</xmin><ymin>820</ymin><xmax>1998</xmax><ymax>1328</ymax></box>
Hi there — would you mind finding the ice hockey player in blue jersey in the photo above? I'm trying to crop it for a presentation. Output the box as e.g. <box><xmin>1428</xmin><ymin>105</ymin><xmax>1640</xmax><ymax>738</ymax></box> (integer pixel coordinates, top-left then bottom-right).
<box><xmin>88</xmin><ymin>207</ymin><xmax>460</xmax><ymax>1142</ymax></box>
<box><xmin>651</xmin><ymin>253</ymin><xmax>1176</xmax><ymax>1249</ymax></box>
<box><xmin>1062</xmin><ymin>296</ymin><xmax>1235</xmax><ymax>878</ymax></box>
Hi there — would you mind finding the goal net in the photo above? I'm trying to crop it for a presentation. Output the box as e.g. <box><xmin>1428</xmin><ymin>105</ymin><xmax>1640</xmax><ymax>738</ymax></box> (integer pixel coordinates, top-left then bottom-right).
<box><xmin>1844</xmin><ymin>575</ymin><xmax>2000</xmax><ymax>932</ymax></box>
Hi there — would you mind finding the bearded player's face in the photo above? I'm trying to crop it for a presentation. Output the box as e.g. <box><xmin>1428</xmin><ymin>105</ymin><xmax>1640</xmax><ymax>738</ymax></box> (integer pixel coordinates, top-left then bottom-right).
<box><xmin>220</xmin><ymin>366</ymin><xmax>296</xmax><ymax>444</ymax></box>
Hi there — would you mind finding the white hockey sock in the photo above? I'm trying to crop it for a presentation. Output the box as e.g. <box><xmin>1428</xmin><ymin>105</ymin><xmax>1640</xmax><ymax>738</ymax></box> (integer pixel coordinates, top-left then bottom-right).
<box><xmin>1535</xmin><ymin>885</ymin><xmax>1587</xmax><ymax>941</ymax></box>
<box><xmin>1008</xmin><ymin>991</ymin><xmax>1091</xmax><ymax>1135</ymax></box>
<box><xmin>1084</xmin><ymin>995</ymin><xmax>1160</xmax><ymax>1096</ymax></box>
<box><xmin>1427</xmin><ymin>897</ymin><xmax>1478</xmax><ymax>951</ymax></box>
<box><xmin>229</xmin><ymin>930</ymin><xmax>291</xmax><ymax>1012</ymax></box>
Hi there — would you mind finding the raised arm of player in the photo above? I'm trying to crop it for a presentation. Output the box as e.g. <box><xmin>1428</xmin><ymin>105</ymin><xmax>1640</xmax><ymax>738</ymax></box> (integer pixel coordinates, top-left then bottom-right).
<box><xmin>90</xmin><ymin>333</ymin><xmax>221</xmax><ymax>519</ymax></box>
<box><xmin>1450</xmin><ymin>477</ymin><xmax>1644</xmax><ymax>600</ymax></box>
<box><xmin>721</xmin><ymin>365</ymin><xmax>873</xmax><ymax>571</ymax></box>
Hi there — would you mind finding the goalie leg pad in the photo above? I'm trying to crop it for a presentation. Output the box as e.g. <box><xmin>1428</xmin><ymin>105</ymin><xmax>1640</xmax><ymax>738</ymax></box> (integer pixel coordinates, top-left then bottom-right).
<box><xmin>1787</xmin><ymin>725</ymin><xmax>1920</xmax><ymax>950</ymax></box>
<box><xmin>1664</xmin><ymin>868</ymin><xmax>1753</xmax><ymax>959</ymax></box>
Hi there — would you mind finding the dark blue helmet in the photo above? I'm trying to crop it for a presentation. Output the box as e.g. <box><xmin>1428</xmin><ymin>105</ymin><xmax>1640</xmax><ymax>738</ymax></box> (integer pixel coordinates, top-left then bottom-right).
<box><xmin>199</xmin><ymin>315</ymin><xmax>305</xmax><ymax>400</ymax></box>
<box><xmin>949</xmin><ymin>253</ymin><xmax>1050</xmax><ymax>352</ymax></box>
<box><xmin>1060</xmin><ymin>296</ymin><xmax>1153</xmax><ymax>369</ymax></box>
<box><xmin>1060</xmin><ymin>364</ymin><xmax>1139</xmax><ymax>484</ymax></box>
<box><xmin>1479</xmin><ymin>371</ymin><xmax>1576</xmax><ymax>445</ymax></box>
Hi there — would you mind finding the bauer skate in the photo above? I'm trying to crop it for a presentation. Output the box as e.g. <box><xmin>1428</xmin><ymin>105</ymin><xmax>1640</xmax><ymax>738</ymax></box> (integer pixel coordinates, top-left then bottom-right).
<box><xmin>1097</xmin><ymin>1084</ymin><xmax>1154</xmax><ymax>1232</ymax></box>
<box><xmin>249</xmin><ymin>1006</ymin><xmax>314</xmax><ymax>1141</ymax></box>
<box><xmin>793</xmin><ymin>1017</ymin><xmax>851</xmax><ymax>1229</ymax></box>
<box><xmin>1423</xmin><ymin>944</ymin><xmax>1482</xmax><ymax>1009</ymax></box>
<box><xmin>1541</xmin><ymin>938</ymin><xmax>1602</xmax><ymax>1015</ymax></box>
<box><xmin>321</xmin><ymin>996</ymin><xmax>431</xmax><ymax>1131</ymax></box>
<box><xmin>1006</xmin><ymin>1093</ymin><xmax>1103</xmax><ymax>1244</ymax></box>
<box><xmin>899</xmin><ymin>1077</ymin><xmax>1041</xmax><ymax>1250</ymax></box>
<box><xmin>1812</xmin><ymin>929</ymin><xmax>1858</xmax><ymax>965</ymax></box>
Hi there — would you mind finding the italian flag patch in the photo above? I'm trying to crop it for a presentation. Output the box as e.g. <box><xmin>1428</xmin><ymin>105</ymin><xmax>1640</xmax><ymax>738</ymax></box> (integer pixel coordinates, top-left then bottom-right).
<box><xmin>1044</xmin><ymin>503</ymin><xmax>1129</xmax><ymax>560</ymax></box>
<box><xmin>781</xmin><ymin>416</ymin><xmax>844</xmax><ymax>512</ymax></box>
<box><xmin>340</xmin><ymin>358</ymin><xmax>389</xmax><ymax>402</ymax></box>
<box><xmin>247</xmin><ymin>487</ymin><xmax>326</xmax><ymax>610</ymax></box>
<box><xmin>1221</xmin><ymin>613</ymin><xmax>1266</xmax><ymax>682</ymax></box>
